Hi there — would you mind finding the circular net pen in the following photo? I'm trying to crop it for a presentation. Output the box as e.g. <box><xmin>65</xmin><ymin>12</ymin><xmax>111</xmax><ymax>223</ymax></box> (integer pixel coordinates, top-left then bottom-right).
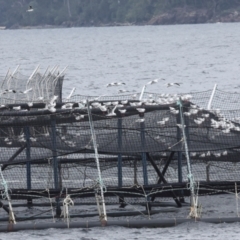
<box><xmin>0</xmin><ymin>95</ymin><xmax>239</xmax><ymax>224</ymax></box>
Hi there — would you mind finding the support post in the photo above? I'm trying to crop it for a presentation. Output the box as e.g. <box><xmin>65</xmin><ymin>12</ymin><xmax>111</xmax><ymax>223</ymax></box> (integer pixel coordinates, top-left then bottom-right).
<box><xmin>1</xmin><ymin>145</ymin><xmax>26</xmax><ymax>171</ymax></box>
<box><xmin>24</xmin><ymin>126</ymin><xmax>32</xmax><ymax>205</ymax></box>
<box><xmin>139</xmin><ymin>85</ymin><xmax>146</xmax><ymax>100</ymax></box>
<box><xmin>207</xmin><ymin>84</ymin><xmax>217</xmax><ymax>110</ymax></box>
<box><xmin>51</xmin><ymin>119</ymin><xmax>61</xmax><ymax>217</ymax></box>
<box><xmin>156</xmin><ymin>151</ymin><xmax>175</xmax><ymax>185</ymax></box>
<box><xmin>147</xmin><ymin>153</ymin><xmax>181</xmax><ymax>207</ymax></box>
<box><xmin>117</xmin><ymin>118</ymin><xmax>123</xmax><ymax>188</ymax></box>
<box><xmin>117</xmin><ymin>118</ymin><xmax>125</xmax><ymax>207</ymax></box>
<box><xmin>176</xmin><ymin>114</ymin><xmax>184</xmax><ymax>203</ymax></box>
<box><xmin>140</xmin><ymin>116</ymin><xmax>148</xmax><ymax>186</ymax></box>
<box><xmin>177</xmin><ymin>100</ymin><xmax>199</xmax><ymax>218</ymax></box>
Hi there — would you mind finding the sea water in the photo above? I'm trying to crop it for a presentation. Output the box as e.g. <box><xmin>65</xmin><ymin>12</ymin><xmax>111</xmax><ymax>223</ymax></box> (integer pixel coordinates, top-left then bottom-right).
<box><xmin>1</xmin><ymin>23</ymin><xmax>240</xmax><ymax>239</ymax></box>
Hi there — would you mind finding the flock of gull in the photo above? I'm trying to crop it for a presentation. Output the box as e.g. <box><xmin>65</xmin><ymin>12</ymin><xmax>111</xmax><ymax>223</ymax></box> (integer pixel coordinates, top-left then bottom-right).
<box><xmin>0</xmin><ymin>77</ymin><xmax>239</xmax><ymax>161</ymax></box>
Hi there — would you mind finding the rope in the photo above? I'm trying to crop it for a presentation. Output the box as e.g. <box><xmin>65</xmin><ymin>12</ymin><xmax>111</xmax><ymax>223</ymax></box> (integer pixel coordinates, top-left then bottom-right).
<box><xmin>46</xmin><ymin>188</ymin><xmax>55</xmax><ymax>223</ymax></box>
<box><xmin>235</xmin><ymin>182</ymin><xmax>239</xmax><ymax>217</ymax></box>
<box><xmin>1</xmin><ymin>179</ymin><xmax>9</xmax><ymax>200</ymax></box>
<box><xmin>61</xmin><ymin>194</ymin><xmax>74</xmax><ymax>228</ymax></box>
<box><xmin>96</xmin><ymin>178</ymin><xmax>107</xmax><ymax>193</ymax></box>
<box><xmin>177</xmin><ymin>100</ymin><xmax>199</xmax><ymax>219</ymax></box>
<box><xmin>0</xmin><ymin>165</ymin><xmax>16</xmax><ymax>223</ymax></box>
<box><xmin>87</xmin><ymin>100</ymin><xmax>107</xmax><ymax>222</ymax></box>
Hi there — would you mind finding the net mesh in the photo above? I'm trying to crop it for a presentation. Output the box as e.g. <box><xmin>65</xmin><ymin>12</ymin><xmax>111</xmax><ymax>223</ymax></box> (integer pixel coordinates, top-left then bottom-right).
<box><xmin>1</xmin><ymin>69</ymin><xmax>240</xmax><ymax>222</ymax></box>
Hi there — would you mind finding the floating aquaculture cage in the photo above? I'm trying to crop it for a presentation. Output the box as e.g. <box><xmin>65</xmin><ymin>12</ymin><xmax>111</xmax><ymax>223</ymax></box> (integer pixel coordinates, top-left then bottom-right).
<box><xmin>1</xmin><ymin>68</ymin><xmax>240</xmax><ymax>231</ymax></box>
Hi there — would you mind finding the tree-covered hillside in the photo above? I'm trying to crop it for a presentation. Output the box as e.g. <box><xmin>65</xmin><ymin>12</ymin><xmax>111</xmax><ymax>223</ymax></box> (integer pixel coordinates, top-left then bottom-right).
<box><xmin>1</xmin><ymin>0</ymin><xmax>240</xmax><ymax>28</ymax></box>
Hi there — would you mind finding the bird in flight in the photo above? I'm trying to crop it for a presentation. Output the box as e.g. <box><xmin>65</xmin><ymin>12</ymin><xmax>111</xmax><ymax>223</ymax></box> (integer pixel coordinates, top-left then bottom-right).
<box><xmin>2</xmin><ymin>89</ymin><xmax>16</xmax><ymax>94</ymax></box>
<box><xmin>27</xmin><ymin>6</ymin><xmax>34</xmax><ymax>12</ymax></box>
<box><xmin>106</xmin><ymin>82</ymin><xmax>125</xmax><ymax>87</ymax></box>
<box><xmin>146</xmin><ymin>79</ymin><xmax>159</xmax><ymax>85</ymax></box>
<box><xmin>165</xmin><ymin>83</ymin><xmax>181</xmax><ymax>87</ymax></box>
<box><xmin>20</xmin><ymin>88</ymin><xmax>32</xmax><ymax>94</ymax></box>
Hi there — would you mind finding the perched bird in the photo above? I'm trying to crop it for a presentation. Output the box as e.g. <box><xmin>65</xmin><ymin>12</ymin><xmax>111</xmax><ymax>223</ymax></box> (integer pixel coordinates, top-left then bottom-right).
<box><xmin>13</xmin><ymin>106</ymin><xmax>21</xmax><ymax>111</ymax></box>
<box><xmin>130</xmin><ymin>102</ymin><xmax>137</xmax><ymax>107</ymax></box>
<box><xmin>176</xmin><ymin>124</ymin><xmax>186</xmax><ymax>128</ymax></box>
<box><xmin>194</xmin><ymin>118</ymin><xmax>204</xmax><ymax>125</ymax></box>
<box><xmin>190</xmin><ymin>109</ymin><xmax>198</xmax><ymax>115</ymax></box>
<box><xmin>184</xmin><ymin>112</ymin><xmax>191</xmax><ymax>116</ymax></box>
<box><xmin>81</xmin><ymin>99</ymin><xmax>87</xmax><ymax>105</ymax></box>
<box><xmin>103</xmin><ymin>102</ymin><xmax>112</xmax><ymax>106</ymax></box>
<box><xmin>171</xmin><ymin>110</ymin><xmax>179</xmax><ymax>115</ymax></box>
<box><xmin>75</xmin><ymin>114</ymin><xmax>84</xmax><ymax>120</ymax></box>
<box><xmin>222</xmin><ymin>150</ymin><xmax>228</xmax><ymax>156</ymax></box>
<box><xmin>118</xmin><ymin>109</ymin><xmax>126</xmax><ymax>114</ymax></box>
<box><xmin>62</xmin><ymin>103</ymin><xmax>74</xmax><ymax>109</ymax></box>
<box><xmin>136</xmin><ymin>108</ymin><xmax>145</xmax><ymax>113</ymax></box>
<box><xmin>91</xmin><ymin>102</ymin><xmax>101</xmax><ymax>108</ymax></box>
<box><xmin>181</xmin><ymin>94</ymin><xmax>193</xmax><ymax>101</ymax></box>
<box><xmin>191</xmin><ymin>104</ymin><xmax>197</xmax><ymax>109</ymax></box>
<box><xmin>121</xmin><ymin>100</ymin><xmax>128</xmax><ymax>105</ymax></box>
<box><xmin>50</xmin><ymin>95</ymin><xmax>58</xmax><ymax>106</ymax></box>
<box><xmin>157</xmin><ymin>120</ymin><xmax>165</xmax><ymax>126</ymax></box>
<box><xmin>222</xmin><ymin>128</ymin><xmax>230</xmax><ymax>133</ymax></box>
<box><xmin>117</xmin><ymin>104</ymin><xmax>124</xmax><ymax>108</ymax></box>
<box><xmin>106</xmin><ymin>105</ymin><xmax>117</xmax><ymax>117</ymax></box>
<box><xmin>234</xmin><ymin>126</ymin><xmax>240</xmax><ymax>131</ymax></box>
<box><xmin>99</xmin><ymin>105</ymin><xmax>107</xmax><ymax>112</ymax></box>
<box><xmin>111</xmin><ymin>101</ymin><xmax>119</xmax><ymax>106</ymax></box>
<box><xmin>27</xmin><ymin>6</ymin><xmax>34</xmax><ymax>12</ymax></box>
<box><xmin>169</xmin><ymin>107</ymin><xmax>179</xmax><ymax>115</ymax></box>
<box><xmin>135</xmin><ymin>119</ymin><xmax>145</xmax><ymax>123</ymax></box>
<box><xmin>48</xmin><ymin>106</ymin><xmax>56</xmax><ymax>113</ymax></box>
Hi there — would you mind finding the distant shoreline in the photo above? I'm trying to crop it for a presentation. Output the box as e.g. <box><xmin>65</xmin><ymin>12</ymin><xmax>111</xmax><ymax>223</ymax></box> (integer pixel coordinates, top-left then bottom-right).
<box><xmin>4</xmin><ymin>7</ymin><xmax>240</xmax><ymax>30</ymax></box>
<box><xmin>4</xmin><ymin>21</ymin><xmax>240</xmax><ymax>30</ymax></box>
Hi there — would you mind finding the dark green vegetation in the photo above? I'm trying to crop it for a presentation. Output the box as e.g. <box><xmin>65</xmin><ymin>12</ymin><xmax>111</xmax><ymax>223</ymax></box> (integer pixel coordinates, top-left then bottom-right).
<box><xmin>1</xmin><ymin>0</ymin><xmax>240</xmax><ymax>28</ymax></box>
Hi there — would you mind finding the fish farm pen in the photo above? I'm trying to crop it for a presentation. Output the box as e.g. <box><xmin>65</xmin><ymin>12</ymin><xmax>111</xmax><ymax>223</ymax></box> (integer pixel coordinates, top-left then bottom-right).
<box><xmin>1</xmin><ymin>67</ymin><xmax>240</xmax><ymax>231</ymax></box>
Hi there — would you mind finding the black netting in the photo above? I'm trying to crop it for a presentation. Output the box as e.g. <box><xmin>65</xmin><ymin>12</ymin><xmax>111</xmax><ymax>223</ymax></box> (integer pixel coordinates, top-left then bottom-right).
<box><xmin>1</xmin><ymin>70</ymin><xmax>240</xmax><ymax>222</ymax></box>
